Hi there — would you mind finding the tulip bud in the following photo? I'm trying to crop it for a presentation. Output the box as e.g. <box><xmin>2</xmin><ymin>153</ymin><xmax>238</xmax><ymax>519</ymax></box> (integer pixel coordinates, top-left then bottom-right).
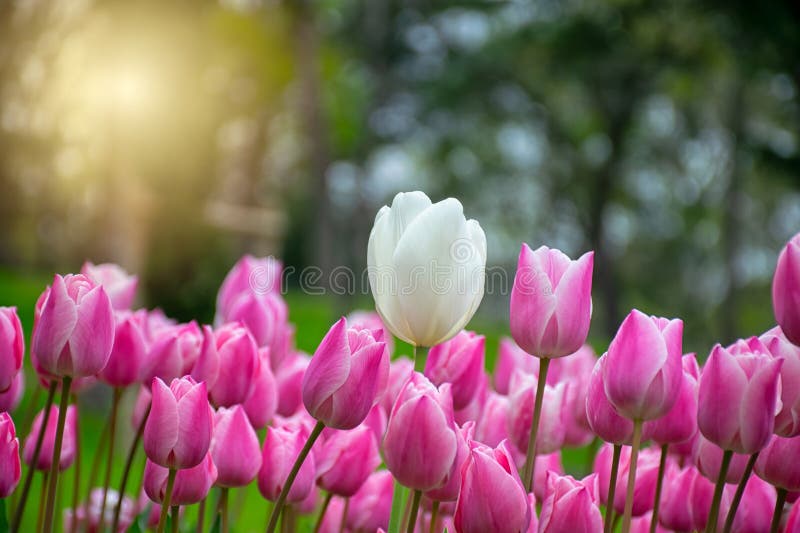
<box><xmin>66</xmin><ymin>488</ymin><xmax>136</xmax><ymax>533</ymax></box>
<box><xmin>380</xmin><ymin>357</ymin><xmax>414</xmax><ymax>415</ymax></box>
<box><xmin>474</xmin><ymin>392</ymin><xmax>510</xmax><ymax>448</ymax></box>
<box><xmin>698</xmin><ymin>344</ymin><xmax>782</xmax><ymax>454</ymax></box>
<box><xmin>139</xmin><ymin>308</ymin><xmax>176</xmax><ymax>344</ymax></box>
<box><xmin>659</xmin><ymin>463</ymin><xmax>715</xmax><ymax>533</ymax></box>
<box><xmin>302</xmin><ymin>317</ymin><xmax>388</xmax><ymax>430</ymax></box>
<box><xmin>275</xmin><ymin>351</ymin><xmax>309</xmax><ymax>417</ymax></box>
<box><xmin>0</xmin><ymin>307</ymin><xmax>23</xmax><ymax>393</ymax></box>
<box><xmin>131</xmin><ymin>385</ymin><xmax>152</xmax><ymax>430</ymax></box>
<box><xmin>510</xmin><ymin>244</ymin><xmax>594</xmax><ymax>358</ymax></box>
<box><xmin>424</xmin><ymin>331</ymin><xmax>485</xmax><ymax>411</ymax></box>
<box><xmin>453</xmin><ymin>372</ymin><xmax>488</xmax><ymax>427</ymax></box>
<box><xmin>316</xmin><ymin>425</ymin><xmax>380</xmax><ymax>497</ymax></box>
<box><xmin>494</xmin><ymin>338</ymin><xmax>538</xmax><ymax>395</ymax></box>
<box><xmin>761</xmin><ymin>327</ymin><xmax>800</xmax><ymax>437</ymax></box>
<box><xmin>586</xmin><ymin>354</ymin><xmax>638</xmax><ymax>445</ymax></box>
<box><xmin>141</xmin><ymin>323</ymin><xmax>202</xmax><ymax>384</ymax></box>
<box><xmin>243</xmin><ymin>349</ymin><xmax>278</xmax><ymax>429</ymax></box>
<box><xmin>508</xmin><ymin>371</ymin><xmax>567</xmax><ymax>455</ymax></box>
<box><xmin>81</xmin><ymin>262</ymin><xmax>138</xmax><ymax>310</ymax></box>
<box><xmin>608</xmin><ymin>446</ymin><xmax>664</xmax><ymax>516</ymax></box>
<box><xmin>362</xmin><ymin>403</ymin><xmax>387</xmax><ymax>445</ymax></box>
<box><xmin>211</xmin><ymin>405</ymin><xmax>261</xmax><ymax>487</ymax></box>
<box><xmin>644</xmin><ymin>354</ymin><xmax>699</xmax><ymax>445</ymax></box>
<box><xmin>718</xmin><ymin>475</ymin><xmax>776</xmax><ymax>533</ymax></box>
<box><xmin>0</xmin><ymin>413</ymin><xmax>20</xmax><ymax>497</ymax></box>
<box><xmin>773</xmin><ymin>233</ymin><xmax>800</xmax><ymax>345</ymax></box>
<box><xmin>32</xmin><ymin>274</ymin><xmax>115</xmax><ymax>378</ymax></box>
<box><xmin>603</xmin><ymin>310</ymin><xmax>683</xmax><ymax>421</ymax></box>
<box><xmin>538</xmin><ymin>472</ymin><xmax>603</xmax><ymax>533</ymax></box>
<box><xmin>209</xmin><ymin>322</ymin><xmax>259</xmax><ymax>407</ymax></box>
<box><xmin>367</xmin><ymin>191</ymin><xmax>487</xmax><ymax>348</ymax></box>
<box><xmin>189</xmin><ymin>325</ymin><xmax>219</xmax><ymax>391</ymax></box>
<box><xmin>692</xmin><ymin>434</ymin><xmax>751</xmax><ymax>484</ymax></box>
<box><xmin>347</xmin><ymin>310</ymin><xmax>394</xmax><ymax>357</ymax></box>
<box><xmin>221</xmin><ymin>291</ymin><xmax>290</xmax><ymax>369</ymax></box>
<box><xmin>346</xmin><ymin>470</ymin><xmax>393</xmax><ymax>533</ymax></box>
<box><xmin>559</xmin><ymin>345</ymin><xmax>597</xmax><ymax>447</ymax></box>
<box><xmin>383</xmin><ymin>373</ymin><xmax>458</xmax><ymax>491</ymax></box>
<box><xmin>100</xmin><ymin>311</ymin><xmax>147</xmax><ymax>388</ymax></box>
<box><xmin>24</xmin><ymin>405</ymin><xmax>77</xmax><ymax>471</ymax></box>
<box><xmin>258</xmin><ymin>421</ymin><xmax>316</xmax><ymax>503</ymax></box>
<box><xmin>532</xmin><ymin>452</ymin><xmax>564</xmax><ymax>503</ymax></box>
<box><xmin>426</xmin><ymin>421</ymin><xmax>475</xmax><ymax>502</ymax></box>
<box><xmin>144</xmin><ymin>453</ymin><xmax>217</xmax><ymax>506</ymax></box>
<box><xmin>216</xmin><ymin>255</ymin><xmax>283</xmax><ymax>318</ymax></box>
<box><xmin>143</xmin><ymin>377</ymin><xmax>213</xmax><ymax>469</ymax></box>
<box><xmin>629</xmin><ymin>512</ymin><xmax>669</xmax><ymax>533</ymax></box>
<box><xmin>453</xmin><ymin>440</ymin><xmax>530</xmax><ymax>533</ymax></box>
<box><xmin>755</xmin><ymin>434</ymin><xmax>800</xmax><ymax>491</ymax></box>
<box><xmin>0</xmin><ymin>372</ymin><xmax>24</xmax><ymax>413</ymax></box>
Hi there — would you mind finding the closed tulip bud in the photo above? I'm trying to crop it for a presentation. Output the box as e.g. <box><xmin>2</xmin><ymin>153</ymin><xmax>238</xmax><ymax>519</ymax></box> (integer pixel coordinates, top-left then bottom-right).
<box><xmin>453</xmin><ymin>440</ymin><xmax>530</xmax><ymax>533</ymax></box>
<box><xmin>773</xmin><ymin>233</ymin><xmax>800</xmax><ymax>346</ymax></box>
<box><xmin>275</xmin><ymin>351</ymin><xmax>309</xmax><ymax>417</ymax></box>
<box><xmin>362</xmin><ymin>403</ymin><xmax>387</xmax><ymax>444</ymax></box>
<box><xmin>510</xmin><ymin>244</ymin><xmax>594</xmax><ymax>359</ymax></box>
<box><xmin>24</xmin><ymin>405</ymin><xmax>77</xmax><ymax>471</ymax></box>
<box><xmin>258</xmin><ymin>421</ymin><xmax>316</xmax><ymax>503</ymax></box>
<box><xmin>209</xmin><ymin>322</ymin><xmax>259</xmax><ymax>407</ymax></box>
<box><xmin>453</xmin><ymin>372</ymin><xmax>488</xmax><ymax>427</ymax></box>
<box><xmin>475</xmin><ymin>392</ymin><xmax>511</xmax><ymax>448</ymax></box>
<box><xmin>698</xmin><ymin>344</ymin><xmax>782</xmax><ymax>454</ymax></box>
<box><xmin>381</xmin><ymin>357</ymin><xmax>414</xmax><ymax>414</ymax></box>
<box><xmin>538</xmin><ymin>472</ymin><xmax>603</xmax><ymax>533</ymax></box>
<box><xmin>81</xmin><ymin>262</ymin><xmax>138</xmax><ymax>310</ymax></box>
<box><xmin>0</xmin><ymin>413</ymin><xmax>20</xmax><ymax>497</ymax></box>
<box><xmin>760</xmin><ymin>327</ymin><xmax>800</xmax><ymax>437</ymax></box>
<box><xmin>494</xmin><ymin>338</ymin><xmax>539</xmax><ymax>395</ymax></box>
<box><xmin>559</xmin><ymin>345</ymin><xmax>597</xmax><ymax>447</ymax></box>
<box><xmin>383</xmin><ymin>373</ymin><xmax>458</xmax><ymax>491</ymax></box>
<box><xmin>508</xmin><ymin>371</ymin><xmax>567</xmax><ymax>455</ymax></box>
<box><xmin>243</xmin><ymin>350</ymin><xmax>277</xmax><ymax>429</ymax></box>
<box><xmin>427</xmin><ymin>421</ymin><xmax>475</xmax><ymax>502</ymax></box>
<box><xmin>424</xmin><ymin>331</ymin><xmax>485</xmax><ymax>411</ymax></box>
<box><xmin>659</xmin><ymin>463</ymin><xmax>715</xmax><ymax>533</ymax></box>
<box><xmin>603</xmin><ymin>310</ymin><xmax>684</xmax><ymax>421</ymax></box>
<box><xmin>316</xmin><ymin>425</ymin><xmax>380</xmax><ymax>497</ymax></box>
<box><xmin>141</xmin><ymin>323</ymin><xmax>202</xmax><ymax>384</ymax></box>
<box><xmin>533</xmin><ymin>452</ymin><xmax>564</xmax><ymax>502</ymax></box>
<box><xmin>609</xmin><ymin>447</ymin><xmax>664</xmax><ymax>516</ymax></box>
<box><xmin>32</xmin><ymin>274</ymin><xmax>115</xmax><ymax>378</ymax></box>
<box><xmin>143</xmin><ymin>377</ymin><xmax>213</xmax><ymax>469</ymax></box>
<box><xmin>138</xmin><ymin>308</ymin><xmax>176</xmax><ymax>344</ymax></box>
<box><xmin>755</xmin><ymin>434</ymin><xmax>800</xmax><ymax>491</ymax></box>
<box><xmin>65</xmin><ymin>488</ymin><xmax>136</xmax><ymax>533</ymax></box>
<box><xmin>644</xmin><ymin>355</ymin><xmax>699</xmax><ymax>445</ymax></box>
<box><xmin>302</xmin><ymin>317</ymin><xmax>388</xmax><ymax>430</ymax></box>
<box><xmin>692</xmin><ymin>434</ymin><xmax>751</xmax><ymax>484</ymax></box>
<box><xmin>0</xmin><ymin>307</ymin><xmax>23</xmax><ymax>393</ymax></box>
<box><xmin>216</xmin><ymin>255</ymin><xmax>283</xmax><ymax>316</ymax></box>
<box><xmin>210</xmin><ymin>405</ymin><xmax>261</xmax><ymax>487</ymax></box>
<box><xmin>100</xmin><ymin>311</ymin><xmax>147</xmax><ymax>388</ymax></box>
<box><xmin>0</xmin><ymin>372</ymin><xmax>24</xmax><ymax>413</ymax></box>
<box><xmin>347</xmin><ymin>470</ymin><xmax>393</xmax><ymax>533</ymax></box>
<box><xmin>221</xmin><ymin>291</ymin><xmax>290</xmax><ymax>369</ymax></box>
<box><xmin>347</xmin><ymin>310</ymin><xmax>394</xmax><ymax>357</ymax></box>
<box><xmin>718</xmin><ymin>475</ymin><xmax>776</xmax><ymax>533</ymax></box>
<box><xmin>144</xmin><ymin>453</ymin><xmax>217</xmax><ymax>506</ymax></box>
<box><xmin>189</xmin><ymin>325</ymin><xmax>219</xmax><ymax>391</ymax></box>
<box><xmin>368</xmin><ymin>191</ymin><xmax>487</xmax><ymax>348</ymax></box>
<box><xmin>586</xmin><ymin>354</ymin><xmax>637</xmax><ymax>444</ymax></box>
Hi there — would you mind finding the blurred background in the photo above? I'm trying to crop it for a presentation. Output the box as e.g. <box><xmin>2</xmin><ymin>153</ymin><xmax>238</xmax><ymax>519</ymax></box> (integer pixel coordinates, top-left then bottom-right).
<box><xmin>1</xmin><ymin>0</ymin><xmax>799</xmax><ymax>357</ymax></box>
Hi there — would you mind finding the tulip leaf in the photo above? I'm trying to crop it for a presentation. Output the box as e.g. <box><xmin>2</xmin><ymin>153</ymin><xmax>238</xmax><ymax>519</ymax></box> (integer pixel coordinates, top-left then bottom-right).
<box><xmin>209</xmin><ymin>514</ymin><xmax>221</xmax><ymax>533</ymax></box>
<box><xmin>0</xmin><ymin>499</ymin><xmax>7</xmax><ymax>533</ymax></box>
<box><xmin>388</xmin><ymin>479</ymin><xmax>409</xmax><ymax>533</ymax></box>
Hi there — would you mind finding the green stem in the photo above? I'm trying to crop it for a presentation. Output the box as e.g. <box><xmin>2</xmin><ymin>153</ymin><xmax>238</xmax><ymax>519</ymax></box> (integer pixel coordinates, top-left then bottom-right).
<box><xmin>522</xmin><ymin>358</ymin><xmax>550</xmax><ymax>492</ymax></box>
<box><xmin>406</xmin><ymin>490</ymin><xmax>422</xmax><ymax>533</ymax></box>
<box><xmin>620</xmin><ymin>418</ymin><xmax>643</xmax><ymax>533</ymax></box>
<box><xmin>69</xmin><ymin>394</ymin><xmax>80</xmax><ymax>533</ymax></box>
<box><xmin>86</xmin><ymin>407</ymin><xmax>111</xmax><ymax>503</ymax></box>
<box><xmin>36</xmin><ymin>471</ymin><xmax>48</xmax><ymax>533</ymax></box>
<box><xmin>171</xmin><ymin>505</ymin><xmax>179</xmax><ymax>533</ymax></box>
<box><xmin>650</xmin><ymin>444</ymin><xmax>669</xmax><ymax>533</ymax></box>
<box><xmin>265</xmin><ymin>420</ymin><xmax>325</xmax><ymax>533</ymax></box>
<box><xmin>722</xmin><ymin>452</ymin><xmax>758</xmax><ymax>533</ymax></box>
<box><xmin>388</xmin><ymin>479</ymin><xmax>409</xmax><ymax>533</ymax></box>
<box><xmin>771</xmin><ymin>488</ymin><xmax>788</xmax><ymax>533</ymax></box>
<box><xmin>11</xmin><ymin>381</ymin><xmax>56</xmax><ymax>531</ymax></box>
<box><xmin>42</xmin><ymin>376</ymin><xmax>72</xmax><ymax>533</ymax></box>
<box><xmin>705</xmin><ymin>449</ymin><xmax>733</xmax><ymax>533</ymax></box>
<box><xmin>429</xmin><ymin>500</ymin><xmax>440</xmax><ymax>533</ymax></box>
<box><xmin>413</xmin><ymin>346</ymin><xmax>428</xmax><ymax>373</ymax></box>
<box><xmin>312</xmin><ymin>492</ymin><xmax>333</xmax><ymax>533</ymax></box>
<box><xmin>219</xmin><ymin>487</ymin><xmax>229</xmax><ymax>533</ymax></box>
<box><xmin>111</xmin><ymin>400</ymin><xmax>151</xmax><ymax>533</ymax></box>
<box><xmin>604</xmin><ymin>444</ymin><xmax>622</xmax><ymax>533</ymax></box>
<box><xmin>338</xmin><ymin>498</ymin><xmax>349</xmax><ymax>533</ymax></box>
<box><xmin>157</xmin><ymin>468</ymin><xmax>177</xmax><ymax>533</ymax></box>
<box><xmin>197</xmin><ymin>497</ymin><xmax>206</xmax><ymax>533</ymax></box>
<box><xmin>99</xmin><ymin>387</ymin><xmax>122</xmax><ymax>526</ymax></box>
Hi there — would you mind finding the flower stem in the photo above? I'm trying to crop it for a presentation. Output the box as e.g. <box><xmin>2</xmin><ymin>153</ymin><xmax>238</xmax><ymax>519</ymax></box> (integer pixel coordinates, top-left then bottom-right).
<box><xmin>771</xmin><ymin>488</ymin><xmax>788</xmax><ymax>533</ymax></box>
<box><xmin>650</xmin><ymin>444</ymin><xmax>669</xmax><ymax>533</ymax></box>
<box><xmin>413</xmin><ymin>346</ymin><xmax>429</xmax><ymax>373</ymax></box>
<box><xmin>69</xmin><ymin>394</ymin><xmax>80</xmax><ymax>533</ymax></box>
<box><xmin>522</xmin><ymin>357</ymin><xmax>550</xmax><ymax>492</ymax></box>
<box><xmin>171</xmin><ymin>505</ymin><xmax>180</xmax><ymax>533</ymax></box>
<box><xmin>338</xmin><ymin>498</ymin><xmax>349</xmax><ymax>533</ymax></box>
<box><xmin>157</xmin><ymin>468</ymin><xmax>177</xmax><ymax>533</ymax></box>
<box><xmin>312</xmin><ymin>492</ymin><xmax>333</xmax><ymax>533</ymax></box>
<box><xmin>620</xmin><ymin>418</ymin><xmax>643</xmax><ymax>533</ymax></box>
<box><xmin>111</xmin><ymin>400</ymin><xmax>151</xmax><ymax>532</ymax></box>
<box><xmin>705</xmin><ymin>449</ymin><xmax>733</xmax><ymax>533</ymax></box>
<box><xmin>721</xmin><ymin>451</ymin><xmax>757</xmax><ymax>533</ymax></box>
<box><xmin>42</xmin><ymin>375</ymin><xmax>72</xmax><ymax>533</ymax></box>
<box><xmin>604</xmin><ymin>444</ymin><xmax>622</xmax><ymax>533</ymax></box>
<box><xmin>36</xmin><ymin>471</ymin><xmax>48</xmax><ymax>533</ymax></box>
<box><xmin>388</xmin><ymin>479</ymin><xmax>409</xmax><ymax>533</ymax></box>
<box><xmin>429</xmin><ymin>500</ymin><xmax>440</xmax><ymax>533</ymax></box>
<box><xmin>265</xmin><ymin>420</ymin><xmax>325</xmax><ymax>533</ymax></box>
<box><xmin>11</xmin><ymin>381</ymin><xmax>56</xmax><ymax>531</ymax></box>
<box><xmin>197</xmin><ymin>497</ymin><xmax>206</xmax><ymax>533</ymax></box>
<box><xmin>406</xmin><ymin>490</ymin><xmax>422</xmax><ymax>533</ymax></box>
<box><xmin>99</xmin><ymin>387</ymin><xmax>122</xmax><ymax>525</ymax></box>
<box><xmin>219</xmin><ymin>487</ymin><xmax>229</xmax><ymax>533</ymax></box>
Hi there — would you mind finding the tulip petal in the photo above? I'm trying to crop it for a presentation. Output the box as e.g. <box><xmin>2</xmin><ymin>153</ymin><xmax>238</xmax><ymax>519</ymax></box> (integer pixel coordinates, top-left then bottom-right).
<box><xmin>302</xmin><ymin>318</ymin><xmax>350</xmax><ymax>416</ymax></box>
<box><xmin>697</xmin><ymin>346</ymin><xmax>747</xmax><ymax>449</ymax></box>
<box><xmin>328</xmin><ymin>342</ymin><xmax>386</xmax><ymax>429</ymax></box>
<box><xmin>173</xmin><ymin>382</ymin><xmax>212</xmax><ymax>469</ymax></box>
<box><xmin>68</xmin><ymin>285</ymin><xmax>114</xmax><ymax>376</ymax></box>
<box><xmin>33</xmin><ymin>276</ymin><xmax>77</xmax><ymax>373</ymax></box>
<box><xmin>552</xmin><ymin>251</ymin><xmax>594</xmax><ymax>356</ymax></box>
<box><xmin>739</xmin><ymin>358</ymin><xmax>782</xmax><ymax>453</ymax></box>
<box><xmin>144</xmin><ymin>378</ymin><xmax>180</xmax><ymax>467</ymax></box>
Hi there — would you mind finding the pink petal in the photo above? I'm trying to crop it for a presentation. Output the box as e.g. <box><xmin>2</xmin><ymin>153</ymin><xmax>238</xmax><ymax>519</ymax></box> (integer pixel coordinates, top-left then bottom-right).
<box><xmin>302</xmin><ymin>318</ymin><xmax>351</xmax><ymax>416</ymax></box>
<box><xmin>143</xmin><ymin>378</ymin><xmax>180</xmax><ymax>467</ymax></box>
<box><xmin>173</xmin><ymin>381</ymin><xmax>212</xmax><ymax>469</ymax></box>
<box><xmin>69</xmin><ymin>285</ymin><xmax>114</xmax><ymax>376</ymax></box>
<box><xmin>33</xmin><ymin>275</ymin><xmax>77</xmax><ymax>374</ymax></box>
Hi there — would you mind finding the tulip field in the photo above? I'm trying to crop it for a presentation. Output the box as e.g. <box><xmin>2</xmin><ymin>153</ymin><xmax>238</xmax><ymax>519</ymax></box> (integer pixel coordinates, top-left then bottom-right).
<box><xmin>0</xmin><ymin>191</ymin><xmax>799</xmax><ymax>533</ymax></box>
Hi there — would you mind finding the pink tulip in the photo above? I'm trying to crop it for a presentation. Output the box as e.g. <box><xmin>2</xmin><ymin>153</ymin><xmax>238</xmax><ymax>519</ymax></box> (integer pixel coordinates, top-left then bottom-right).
<box><xmin>275</xmin><ymin>351</ymin><xmax>309</xmax><ymax>417</ymax></box>
<box><xmin>65</xmin><ymin>488</ymin><xmax>136</xmax><ymax>533</ymax></box>
<box><xmin>143</xmin><ymin>377</ymin><xmax>213</xmax><ymax>469</ymax></box>
<box><xmin>453</xmin><ymin>440</ymin><xmax>530</xmax><ymax>533</ymax></box>
<box><xmin>209</xmin><ymin>322</ymin><xmax>259</xmax><ymax>407</ymax></box>
<box><xmin>216</xmin><ymin>255</ymin><xmax>283</xmax><ymax>317</ymax></box>
<box><xmin>131</xmin><ymin>384</ymin><xmax>152</xmax><ymax>430</ymax></box>
<box><xmin>347</xmin><ymin>310</ymin><xmax>394</xmax><ymax>357</ymax></box>
<box><xmin>347</xmin><ymin>470</ymin><xmax>393</xmax><ymax>533</ymax></box>
<box><xmin>532</xmin><ymin>452</ymin><xmax>564</xmax><ymax>502</ymax></box>
<box><xmin>138</xmin><ymin>308</ymin><xmax>176</xmax><ymax>344</ymax></box>
<box><xmin>427</xmin><ymin>422</ymin><xmax>475</xmax><ymax>502</ymax></box>
<box><xmin>141</xmin><ymin>322</ymin><xmax>202</xmax><ymax>384</ymax></box>
<box><xmin>144</xmin><ymin>452</ymin><xmax>217</xmax><ymax>506</ymax></box>
<box><xmin>718</xmin><ymin>475</ymin><xmax>776</xmax><ymax>533</ymax></box>
<box><xmin>692</xmin><ymin>434</ymin><xmax>751</xmax><ymax>484</ymax></box>
<box><xmin>424</xmin><ymin>331</ymin><xmax>485</xmax><ymax>410</ymax></box>
<box><xmin>23</xmin><ymin>405</ymin><xmax>77</xmax><ymax>471</ymax></box>
<box><xmin>0</xmin><ymin>372</ymin><xmax>24</xmax><ymax>412</ymax></box>
<box><xmin>381</xmin><ymin>357</ymin><xmax>414</xmax><ymax>414</ymax></box>
<box><xmin>453</xmin><ymin>373</ymin><xmax>488</xmax><ymax>427</ymax></box>
<box><xmin>316</xmin><ymin>425</ymin><xmax>380</xmax><ymax>497</ymax></box>
<box><xmin>0</xmin><ymin>307</ymin><xmax>23</xmax><ymax>393</ymax></box>
<box><xmin>761</xmin><ymin>327</ymin><xmax>800</xmax><ymax>437</ymax></box>
<box><xmin>81</xmin><ymin>262</ymin><xmax>138</xmax><ymax>310</ymax></box>
<box><xmin>525</xmin><ymin>493</ymin><xmax>540</xmax><ymax>533</ymax></box>
<box><xmin>629</xmin><ymin>512</ymin><xmax>669</xmax><ymax>533</ymax></box>
<box><xmin>243</xmin><ymin>349</ymin><xmax>278</xmax><ymax>429</ymax></box>
<box><xmin>508</xmin><ymin>371</ymin><xmax>567</xmax><ymax>455</ymax></box>
<box><xmin>302</xmin><ymin>317</ymin><xmax>388</xmax><ymax>430</ymax></box>
<box><xmin>603</xmin><ymin>310</ymin><xmax>683</xmax><ymax>421</ymax></box>
<box><xmin>538</xmin><ymin>472</ymin><xmax>603</xmax><ymax>533</ymax></box>
<box><xmin>99</xmin><ymin>311</ymin><xmax>147</xmax><ymax>387</ymax></box>
<box><xmin>644</xmin><ymin>354</ymin><xmax>699</xmax><ymax>445</ymax></box>
<box><xmin>258</xmin><ymin>420</ymin><xmax>316</xmax><ymax>503</ymax></box>
<box><xmin>755</xmin><ymin>435</ymin><xmax>800</xmax><ymax>491</ymax></box>
<box><xmin>510</xmin><ymin>244</ymin><xmax>594</xmax><ymax>358</ymax></box>
<box><xmin>608</xmin><ymin>446</ymin><xmax>663</xmax><ymax>516</ymax></box>
<box><xmin>32</xmin><ymin>274</ymin><xmax>115</xmax><ymax>378</ymax></box>
<box><xmin>362</xmin><ymin>403</ymin><xmax>387</xmax><ymax>444</ymax></box>
<box><xmin>474</xmin><ymin>392</ymin><xmax>510</xmax><ymax>448</ymax></box>
<box><xmin>211</xmin><ymin>405</ymin><xmax>261</xmax><ymax>487</ymax></box>
<box><xmin>296</xmin><ymin>484</ymin><xmax>320</xmax><ymax>515</ymax></box>
<box><xmin>494</xmin><ymin>338</ymin><xmax>539</xmax><ymax>395</ymax></box>
<box><xmin>0</xmin><ymin>413</ymin><xmax>20</xmax><ymax>497</ymax></box>
<box><xmin>383</xmin><ymin>373</ymin><xmax>458</xmax><ymax>491</ymax></box>
<box><xmin>559</xmin><ymin>345</ymin><xmax>597</xmax><ymax>446</ymax></box>
<box><xmin>586</xmin><ymin>354</ymin><xmax>637</xmax><ymax>444</ymax></box>
<box><xmin>189</xmin><ymin>325</ymin><xmax>219</xmax><ymax>391</ymax></box>
<box><xmin>773</xmin><ymin>233</ymin><xmax>800</xmax><ymax>346</ymax></box>
<box><xmin>659</xmin><ymin>463</ymin><xmax>715</xmax><ymax>533</ymax></box>
<box><xmin>223</xmin><ymin>291</ymin><xmax>290</xmax><ymax>369</ymax></box>
<box><xmin>698</xmin><ymin>343</ymin><xmax>782</xmax><ymax>454</ymax></box>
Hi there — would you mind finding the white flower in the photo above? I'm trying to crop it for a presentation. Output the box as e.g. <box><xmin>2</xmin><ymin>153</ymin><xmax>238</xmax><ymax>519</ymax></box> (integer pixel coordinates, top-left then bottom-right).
<box><xmin>367</xmin><ymin>191</ymin><xmax>487</xmax><ymax>347</ymax></box>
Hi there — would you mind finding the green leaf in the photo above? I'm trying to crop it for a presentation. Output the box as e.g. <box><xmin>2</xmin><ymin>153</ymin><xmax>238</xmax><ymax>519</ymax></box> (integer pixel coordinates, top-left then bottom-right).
<box><xmin>387</xmin><ymin>479</ymin><xmax>408</xmax><ymax>533</ymax></box>
<box><xmin>209</xmin><ymin>513</ymin><xmax>221</xmax><ymax>533</ymax></box>
<box><xmin>0</xmin><ymin>499</ymin><xmax>8</xmax><ymax>533</ymax></box>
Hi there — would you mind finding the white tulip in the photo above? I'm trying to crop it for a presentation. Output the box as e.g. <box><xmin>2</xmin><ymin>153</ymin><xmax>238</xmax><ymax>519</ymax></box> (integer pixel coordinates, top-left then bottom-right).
<box><xmin>367</xmin><ymin>191</ymin><xmax>487</xmax><ymax>347</ymax></box>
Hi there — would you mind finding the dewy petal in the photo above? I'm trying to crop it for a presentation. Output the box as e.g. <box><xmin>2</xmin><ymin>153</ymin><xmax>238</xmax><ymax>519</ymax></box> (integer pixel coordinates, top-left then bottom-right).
<box><xmin>69</xmin><ymin>285</ymin><xmax>114</xmax><ymax>376</ymax></box>
<box><xmin>328</xmin><ymin>341</ymin><xmax>386</xmax><ymax>429</ymax></box>
<box><xmin>697</xmin><ymin>346</ymin><xmax>747</xmax><ymax>449</ymax></box>
<box><xmin>302</xmin><ymin>318</ymin><xmax>351</xmax><ymax>416</ymax></box>
<box><xmin>551</xmin><ymin>251</ymin><xmax>594</xmax><ymax>357</ymax></box>
<box><xmin>33</xmin><ymin>275</ymin><xmax>77</xmax><ymax>373</ymax></box>
<box><xmin>173</xmin><ymin>381</ymin><xmax>212</xmax><ymax>469</ymax></box>
<box><xmin>144</xmin><ymin>378</ymin><xmax>180</xmax><ymax>467</ymax></box>
<box><xmin>738</xmin><ymin>357</ymin><xmax>782</xmax><ymax>454</ymax></box>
